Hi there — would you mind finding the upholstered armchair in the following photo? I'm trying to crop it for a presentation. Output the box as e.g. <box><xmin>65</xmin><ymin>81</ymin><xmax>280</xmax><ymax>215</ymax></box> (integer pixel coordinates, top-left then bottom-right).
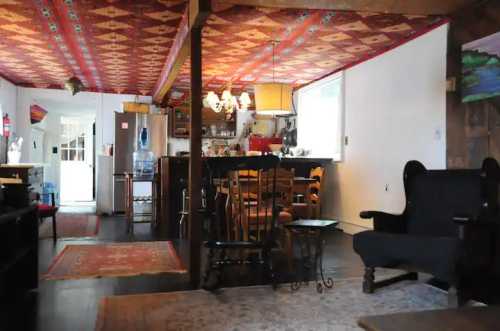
<box><xmin>353</xmin><ymin>158</ymin><xmax>500</xmax><ymax>306</ymax></box>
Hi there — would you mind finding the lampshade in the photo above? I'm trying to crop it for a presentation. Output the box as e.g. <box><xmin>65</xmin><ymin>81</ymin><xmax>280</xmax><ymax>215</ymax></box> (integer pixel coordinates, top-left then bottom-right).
<box><xmin>254</xmin><ymin>83</ymin><xmax>293</xmax><ymax>115</ymax></box>
<box><xmin>207</xmin><ymin>91</ymin><xmax>219</xmax><ymax>104</ymax></box>
<box><xmin>221</xmin><ymin>90</ymin><xmax>232</xmax><ymax>101</ymax></box>
<box><xmin>239</xmin><ymin>92</ymin><xmax>251</xmax><ymax>110</ymax></box>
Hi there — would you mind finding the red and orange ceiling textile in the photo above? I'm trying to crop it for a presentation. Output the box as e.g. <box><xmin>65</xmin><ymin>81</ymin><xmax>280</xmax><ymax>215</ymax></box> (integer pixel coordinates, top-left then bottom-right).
<box><xmin>167</xmin><ymin>5</ymin><xmax>447</xmax><ymax>105</ymax></box>
<box><xmin>0</xmin><ymin>0</ymin><xmax>186</xmax><ymax>95</ymax></box>
<box><xmin>0</xmin><ymin>1</ymin><xmax>447</xmax><ymax>99</ymax></box>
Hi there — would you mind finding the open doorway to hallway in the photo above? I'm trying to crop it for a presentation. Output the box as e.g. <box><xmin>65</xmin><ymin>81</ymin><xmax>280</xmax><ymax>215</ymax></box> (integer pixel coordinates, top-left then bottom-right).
<box><xmin>59</xmin><ymin>116</ymin><xmax>96</xmax><ymax>209</ymax></box>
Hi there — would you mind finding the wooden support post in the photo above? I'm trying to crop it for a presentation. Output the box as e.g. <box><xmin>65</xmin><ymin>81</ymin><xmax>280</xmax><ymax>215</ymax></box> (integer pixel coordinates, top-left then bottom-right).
<box><xmin>189</xmin><ymin>25</ymin><xmax>203</xmax><ymax>289</ymax></box>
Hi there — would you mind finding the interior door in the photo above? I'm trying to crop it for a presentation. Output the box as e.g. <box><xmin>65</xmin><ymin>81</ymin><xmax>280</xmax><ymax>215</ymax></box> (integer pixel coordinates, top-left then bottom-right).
<box><xmin>60</xmin><ymin>118</ymin><xmax>94</xmax><ymax>202</ymax></box>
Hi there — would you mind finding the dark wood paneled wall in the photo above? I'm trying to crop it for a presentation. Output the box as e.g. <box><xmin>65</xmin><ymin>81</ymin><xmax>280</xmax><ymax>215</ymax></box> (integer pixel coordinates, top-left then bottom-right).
<box><xmin>447</xmin><ymin>0</ymin><xmax>500</xmax><ymax>168</ymax></box>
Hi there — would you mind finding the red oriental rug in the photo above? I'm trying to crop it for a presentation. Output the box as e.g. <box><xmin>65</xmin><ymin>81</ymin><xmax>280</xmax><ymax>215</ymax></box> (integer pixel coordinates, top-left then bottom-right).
<box><xmin>43</xmin><ymin>241</ymin><xmax>186</xmax><ymax>280</ymax></box>
<box><xmin>39</xmin><ymin>213</ymin><xmax>100</xmax><ymax>239</ymax></box>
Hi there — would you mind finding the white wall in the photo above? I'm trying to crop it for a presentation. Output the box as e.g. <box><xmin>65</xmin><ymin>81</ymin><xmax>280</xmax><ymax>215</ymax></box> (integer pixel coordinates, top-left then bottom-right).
<box><xmin>16</xmin><ymin>87</ymin><xmax>152</xmax><ymax>162</ymax></box>
<box><xmin>15</xmin><ymin>87</ymin><xmax>151</xmax><ymax>206</ymax></box>
<box><xmin>323</xmin><ymin>24</ymin><xmax>448</xmax><ymax>234</ymax></box>
<box><xmin>0</xmin><ymin>77</ymin><xmax>17</xmax><ymax>129</ymax></box>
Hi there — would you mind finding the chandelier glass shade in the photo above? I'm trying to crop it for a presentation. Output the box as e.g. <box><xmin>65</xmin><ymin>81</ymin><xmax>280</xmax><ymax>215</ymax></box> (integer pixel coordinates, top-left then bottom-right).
<box><xmin>64</xmin><ymin>76</ymin><xmax>84</xmax><ymax>96</ymax></box>
<box><xmin>203</xmin><ymin>89</ymin><xmax>251</xmax><ymax>113</ymax></box>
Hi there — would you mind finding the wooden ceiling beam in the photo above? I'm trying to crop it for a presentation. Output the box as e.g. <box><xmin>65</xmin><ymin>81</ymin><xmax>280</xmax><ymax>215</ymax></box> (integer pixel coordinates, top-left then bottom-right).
<box><xmin>152</xmin><ymin>0</ymin><xmax>210</xmax><ymax>104</ymax></box>
<box><xmin>213</xmin><ymin>0</ymin><xmax>479</xmax><ymax>15</ymax></box>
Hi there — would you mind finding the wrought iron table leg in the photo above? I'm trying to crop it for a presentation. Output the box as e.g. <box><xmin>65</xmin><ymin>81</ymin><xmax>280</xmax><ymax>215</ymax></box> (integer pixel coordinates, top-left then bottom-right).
<box><xmin>291</xmin><ymin>229</ymin><xmax>334</xmax><ymax>293</ymax></box>
<box><xmin>314</xmin><ymin>230</ymin><xmax>334</xmax><ymax>293</ymax></box>
<box><xmin>291</xmin><ymin>232</ymin><xmax>308</xmax><ymax>291</ymax></box>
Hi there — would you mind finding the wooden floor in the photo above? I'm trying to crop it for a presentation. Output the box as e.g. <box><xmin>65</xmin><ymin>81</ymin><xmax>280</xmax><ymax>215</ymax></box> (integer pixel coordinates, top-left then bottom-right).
<box><xmin>3</xmin><ymin>214</ymin><xmax>365</xmax><ymax>331</ymax></box>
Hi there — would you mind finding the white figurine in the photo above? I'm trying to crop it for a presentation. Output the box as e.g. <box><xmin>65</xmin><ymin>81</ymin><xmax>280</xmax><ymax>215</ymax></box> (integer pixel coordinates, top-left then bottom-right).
<box><xmin>7</xmin><ymin>135</ymin><xmax>23</xmax><ymax>164</ymax></box>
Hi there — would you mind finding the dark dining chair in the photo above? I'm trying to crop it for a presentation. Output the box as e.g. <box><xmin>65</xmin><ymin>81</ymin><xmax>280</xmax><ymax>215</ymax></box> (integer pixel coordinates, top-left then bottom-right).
<box><xmin>202</xmin><ymin>155</ymin><xmax>282</xmax><ymax>290</ymax></box>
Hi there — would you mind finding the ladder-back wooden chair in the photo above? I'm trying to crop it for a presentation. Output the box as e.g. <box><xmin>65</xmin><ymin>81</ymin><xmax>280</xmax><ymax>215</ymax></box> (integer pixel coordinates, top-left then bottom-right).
<box><xmin>203</xmin><ymin>155</ymin><xmax>282</xmax><ymax>290</ymax></box>
<box><xmin>309</xmin><ymin>166</ymin><xmax>324</xmax><ymax>218</ymax></box>
<box><xmin>293</xmin><ymin>166</ymin><xmax>325</xmax><ymax>219</ymax></box>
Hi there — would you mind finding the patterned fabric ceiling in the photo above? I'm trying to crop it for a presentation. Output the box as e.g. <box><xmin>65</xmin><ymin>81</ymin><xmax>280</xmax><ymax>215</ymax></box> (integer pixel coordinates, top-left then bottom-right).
<box><xmin>0</xmin><ymin>1</ymin><xmax>447</xmax><ymax>98</ymax></box>
<box><xmin>0</xmin><ymin>0</ymin><xmax>186</xmax><ymax>95</ymax></box>
<box><xmin>167</xmin><ymin>4</ymin><xmax>447</xmax><ymax>105</ymax></box>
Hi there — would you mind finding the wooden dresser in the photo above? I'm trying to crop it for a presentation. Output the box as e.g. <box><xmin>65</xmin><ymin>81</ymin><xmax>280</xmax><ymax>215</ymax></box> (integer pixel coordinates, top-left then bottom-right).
<box><xmin>0</xmin><ymin>164</ymin><xmax>44</xmax><ymax>195</ymax></box>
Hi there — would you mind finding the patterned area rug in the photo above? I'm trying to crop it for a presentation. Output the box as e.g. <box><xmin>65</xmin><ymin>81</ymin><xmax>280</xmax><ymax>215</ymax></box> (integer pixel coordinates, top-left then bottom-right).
<box><xmin>44</xmin><ymin>241</ymin><xmax>186</xmax><ymax>280</ymax></box>
<box><xmin>95</xmin><ymin>279</ymin><xmax>452</xmax><ymax>331</ymax></box>
<box><xmin>39</xmin><ymin>213</ymin><xmax>100</xmax><ymax>239</ymax></box>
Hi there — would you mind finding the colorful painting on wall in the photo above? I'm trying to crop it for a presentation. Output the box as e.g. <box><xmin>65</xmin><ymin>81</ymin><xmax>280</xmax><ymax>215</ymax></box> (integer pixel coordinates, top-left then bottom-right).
<box><xmin>30</xmin><ymin>104</ymin><xmax>48</xmax><ymax>124</ymax></box>
<box><xmin>462</xmin><ymin>31</ymin><xmax>500</xmax><ymax>103</ymax></box>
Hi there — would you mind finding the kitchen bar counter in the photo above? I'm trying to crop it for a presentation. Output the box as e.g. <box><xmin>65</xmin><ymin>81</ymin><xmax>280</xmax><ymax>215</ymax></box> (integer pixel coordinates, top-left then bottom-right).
<box><xmin>156</xmin><ymin>156</ymin><xmax>331</xmax><ymax>238</ymax></box>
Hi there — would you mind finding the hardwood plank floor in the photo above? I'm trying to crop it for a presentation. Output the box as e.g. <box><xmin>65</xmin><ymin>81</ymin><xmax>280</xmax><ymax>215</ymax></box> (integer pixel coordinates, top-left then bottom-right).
<box><xmin>3</xmin><ymin>215</ymin><xmax>365</xmax><ymax>331</ymax></box>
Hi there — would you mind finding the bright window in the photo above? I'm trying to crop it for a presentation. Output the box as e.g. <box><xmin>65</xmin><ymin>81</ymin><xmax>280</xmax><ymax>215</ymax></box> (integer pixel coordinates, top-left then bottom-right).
<box><xmin>60</xmin><ymin>121</ymin><xmax>85</xmax><ymax>161</ymax></box>
<box><xmin>297</xmin><ymin>72</ymin><xmax>344</xmax><ymax>160</ymax></box>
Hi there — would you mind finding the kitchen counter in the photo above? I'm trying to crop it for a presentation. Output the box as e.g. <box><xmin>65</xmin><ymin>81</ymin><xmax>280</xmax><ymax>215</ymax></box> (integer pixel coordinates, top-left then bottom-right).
<box><xmin>0</xmin><ymin>163</ymin><xmax>42</xmax><ymax>168</ymax></box>
<box><xmin>156</xmin><ymin>155</ymin><xmax>332</xmax><ymax>238</ymax></box>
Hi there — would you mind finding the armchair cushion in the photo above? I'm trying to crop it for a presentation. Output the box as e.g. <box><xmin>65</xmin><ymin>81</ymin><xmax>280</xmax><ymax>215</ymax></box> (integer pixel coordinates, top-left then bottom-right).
<box><xmin>353</xmin><ymin>230</ymin><xmax>461</xmax><ymax>283</ymax></box>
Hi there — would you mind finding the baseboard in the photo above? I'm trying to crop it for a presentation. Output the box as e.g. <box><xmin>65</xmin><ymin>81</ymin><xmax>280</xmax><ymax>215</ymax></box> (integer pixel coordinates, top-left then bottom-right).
<box><xmin>338</xmin><ymin>222</ymin><xmax>370</xmax><ymax>235</ymax></box>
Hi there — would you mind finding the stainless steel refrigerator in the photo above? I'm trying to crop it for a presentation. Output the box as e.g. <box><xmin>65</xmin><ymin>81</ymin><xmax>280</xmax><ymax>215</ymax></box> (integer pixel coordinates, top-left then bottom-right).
<box><xmin>113</xmin><ymin>112</ymin><xmax>168</xmax><ymax>213</ymax></box>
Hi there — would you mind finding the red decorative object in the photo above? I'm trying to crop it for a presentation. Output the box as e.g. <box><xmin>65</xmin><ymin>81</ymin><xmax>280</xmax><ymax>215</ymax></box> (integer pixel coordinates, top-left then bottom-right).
<box><xmin>249</xmin><ymin>135</ymin><xmax>282</xmax><ymax>153</ymax></box>
<box><xmin>3</xmin><ymin>114</ymin><xmax>11</xmax><ymax>137</ymax></box>
<box><xmin>30</xmin><ymin>104</ymin><xmax>48</xmax><ymax>124</ymax></box>
<box><xmin>43</xmin><ymin>241</ymin><xmax>186</xmax><ymax>280</ymax></box>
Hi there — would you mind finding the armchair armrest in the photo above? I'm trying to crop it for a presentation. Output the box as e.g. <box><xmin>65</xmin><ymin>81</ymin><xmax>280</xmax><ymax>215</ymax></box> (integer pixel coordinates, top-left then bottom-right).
<box><xmin>452</xmin><ymin>215</ymin><xmax>473</xmax><ymax>225</ymax></box>
<box><xmin>452</xmin><ymin>214</ymin><xmax>496</xmax><ymax>240</ymax></box>
<box><xmin>359</xmin><ymin>210</ymin><xmax>406</xmax><ymax>233</ymax></box>
<box><xmin>452</xmin><ymin>213</ymin><xmax>497</xmax><ymax>268</ymax></box>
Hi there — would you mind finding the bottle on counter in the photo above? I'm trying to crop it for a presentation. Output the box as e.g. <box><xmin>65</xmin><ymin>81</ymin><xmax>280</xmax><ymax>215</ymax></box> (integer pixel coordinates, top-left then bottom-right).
<box><xmin>133</xmin><ymin>127</ymin><xmax>155</xmax><ymax>178</ymax></box>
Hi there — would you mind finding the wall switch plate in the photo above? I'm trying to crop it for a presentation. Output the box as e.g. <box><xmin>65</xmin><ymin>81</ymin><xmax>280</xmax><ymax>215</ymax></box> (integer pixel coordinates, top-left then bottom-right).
<box><xmin>434</xmin><ymin>129</ymin><xmax>442</xmax><ymax>140</ymax></box>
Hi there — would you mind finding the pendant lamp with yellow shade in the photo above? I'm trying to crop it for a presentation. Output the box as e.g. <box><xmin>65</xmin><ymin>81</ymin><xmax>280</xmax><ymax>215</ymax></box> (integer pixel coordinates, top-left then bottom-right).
<box><xmin>254</xmin><ymin>41</ymin><xmax>293</xmax><ymax>116</ymax></box>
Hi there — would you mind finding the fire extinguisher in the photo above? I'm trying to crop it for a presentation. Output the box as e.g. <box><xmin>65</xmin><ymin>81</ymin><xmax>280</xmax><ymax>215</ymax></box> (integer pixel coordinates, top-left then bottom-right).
<box><xmin>3</xmin><ymin>113</ymin><xmax>10</xmax><ymax>138</ymax></box>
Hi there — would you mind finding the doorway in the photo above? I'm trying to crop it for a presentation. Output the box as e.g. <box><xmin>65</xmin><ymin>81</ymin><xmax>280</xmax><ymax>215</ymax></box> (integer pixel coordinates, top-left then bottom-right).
<box><xmin>60</xmin><ymin>116</ymin><xmax>95</xmax><ymax>203</ymax></box>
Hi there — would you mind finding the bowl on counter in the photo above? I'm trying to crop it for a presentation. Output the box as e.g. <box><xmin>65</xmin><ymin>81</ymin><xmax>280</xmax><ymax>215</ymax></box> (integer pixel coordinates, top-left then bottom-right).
<box><xmin>268</xmin><ymin>144</ymin><xmax>283</xmax><ymax>154</ymax></box>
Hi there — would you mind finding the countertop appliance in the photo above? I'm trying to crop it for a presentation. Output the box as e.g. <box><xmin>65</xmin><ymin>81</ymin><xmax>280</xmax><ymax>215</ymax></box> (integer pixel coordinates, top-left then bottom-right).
<box><xmin>113</xmin><ymin>112</ymin><xmax>168</xmax><ymax>213</ymax></box>
<box><xmin>248</xmin><ymin>135</ymin><xmax>282</xmax><ymax>153</ymax></box>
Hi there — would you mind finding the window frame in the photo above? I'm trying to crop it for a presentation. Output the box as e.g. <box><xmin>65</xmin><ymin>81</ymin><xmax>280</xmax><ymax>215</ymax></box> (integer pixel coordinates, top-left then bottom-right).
<box><xmin>60</xmin><ymin>122</ymin><xmax>86</xmax><ymax>162</ymax></box>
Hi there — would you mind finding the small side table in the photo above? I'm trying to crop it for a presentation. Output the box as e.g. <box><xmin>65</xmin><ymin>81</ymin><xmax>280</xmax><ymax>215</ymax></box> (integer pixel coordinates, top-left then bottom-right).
<box><xmin>285</xmin><ymin>219</ymin><xmax>338</xmax><ymax>293</ymax></box>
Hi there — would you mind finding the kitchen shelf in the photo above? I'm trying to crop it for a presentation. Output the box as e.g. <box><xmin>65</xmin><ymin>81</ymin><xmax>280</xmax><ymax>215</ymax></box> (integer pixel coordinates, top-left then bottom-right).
<box><xmin>171</xmin><ymin>107</ymin><xmax>237</xmax><ymax>139</ymax></box>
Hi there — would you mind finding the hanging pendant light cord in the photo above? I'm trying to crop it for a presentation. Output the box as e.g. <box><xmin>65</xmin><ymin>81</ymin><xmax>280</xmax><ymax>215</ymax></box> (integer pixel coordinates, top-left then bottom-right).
<box><xmin>272</xmin><ymin>41</ymin><xmax>275</xmax><ymax>83</ymax></box>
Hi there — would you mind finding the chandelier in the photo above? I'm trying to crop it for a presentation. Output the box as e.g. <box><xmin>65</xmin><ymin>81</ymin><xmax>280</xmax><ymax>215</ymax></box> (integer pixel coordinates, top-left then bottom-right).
<box><xmin>64</xmin><ymin>76</ymin><xmax>84</xmax><ymax>96</ymax></box>
<box><xmin>203</xmin><ymin>86</ymin><xmax>251</xmax><ymax>113</ymax></box>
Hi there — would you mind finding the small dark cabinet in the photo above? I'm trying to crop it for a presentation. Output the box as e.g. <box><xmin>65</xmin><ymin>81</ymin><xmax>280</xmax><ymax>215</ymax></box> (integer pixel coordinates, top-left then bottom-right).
<box><xmin>0</xmin><ymin>205</ymin><xmax>38</xmax><ymax>298</ymax></box>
